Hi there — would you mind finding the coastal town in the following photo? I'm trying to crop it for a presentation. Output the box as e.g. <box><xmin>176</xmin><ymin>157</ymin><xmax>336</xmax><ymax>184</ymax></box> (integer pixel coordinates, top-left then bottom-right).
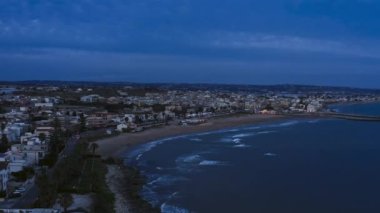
<box><xmin>0</xmin><ymin>82</ymin><xmax>379</xmax><ymax>213</ymax></box>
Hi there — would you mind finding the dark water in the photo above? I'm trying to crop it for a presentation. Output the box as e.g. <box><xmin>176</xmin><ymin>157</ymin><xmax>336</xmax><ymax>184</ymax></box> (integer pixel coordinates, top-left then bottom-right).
<box><xmin>125</xmin><ymin>103</ymin><xmax>380</xmax><ymax>213</ymax></box>
<box><xmin>330</xmin><ymin>102</ymin><xmax>380</xmax><ymax>116</ymax></box>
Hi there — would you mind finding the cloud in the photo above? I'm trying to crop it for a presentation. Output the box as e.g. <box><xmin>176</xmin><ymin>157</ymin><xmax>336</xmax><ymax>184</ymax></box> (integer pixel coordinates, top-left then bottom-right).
<box><xmin>210</xmin><ymin>32</ymin><xmax>380</xmax><ymax>59</ymax></box>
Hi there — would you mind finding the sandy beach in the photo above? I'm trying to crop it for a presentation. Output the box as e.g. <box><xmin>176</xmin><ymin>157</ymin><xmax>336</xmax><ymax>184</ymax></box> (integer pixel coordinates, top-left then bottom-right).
<box><xmin>96</xmin><ymin>114</ymin><xmax>292</xmax><ymax>212</ymax></box>
<box><xmin>97</xmin><ymin>113</ymin><xmax>297</xmax><ymax>213</ymax></box>
<box><xmin>96</xmin><ymin>114</ymin><xmax>289</xmax><ymax>158</ymax></box>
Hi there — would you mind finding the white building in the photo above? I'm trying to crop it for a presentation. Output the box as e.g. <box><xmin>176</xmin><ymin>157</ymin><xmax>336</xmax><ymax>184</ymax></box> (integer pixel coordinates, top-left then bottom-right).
<box><xmin>116</xmin><ymin>123</ymin><xmax>129</xmax><ymax>132</ymax></box>
<box><xmin>80</xmin><ymin>94</ymin><xmax>103</xmax><ymax>103</ymax></box>
<box><xmin>34</xmin><ymin>102</ymin><xmax>54</xmax><ymax>108</ymax></box>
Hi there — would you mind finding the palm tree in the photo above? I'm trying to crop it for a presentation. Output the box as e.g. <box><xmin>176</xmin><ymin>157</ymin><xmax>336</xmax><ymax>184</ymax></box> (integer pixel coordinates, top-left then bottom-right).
<box><xmin>90</xmin><ymin>142</ymin><xmax>99</xmax><ymax>156</ymax></box>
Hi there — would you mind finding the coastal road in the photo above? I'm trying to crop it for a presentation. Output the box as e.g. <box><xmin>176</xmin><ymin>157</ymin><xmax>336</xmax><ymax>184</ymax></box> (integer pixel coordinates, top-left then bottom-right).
<box><xmin>10</xmin><ymin>136</ymin><xmax>79</xmax><ymax>208</ymax></box>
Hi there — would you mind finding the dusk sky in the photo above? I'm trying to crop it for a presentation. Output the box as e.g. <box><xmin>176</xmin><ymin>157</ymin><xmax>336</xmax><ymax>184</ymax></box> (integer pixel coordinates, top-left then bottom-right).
<box><xmin>1</xmin><ymin>0</ymin><xmax>380</xmax><ymax>88</ymax></box>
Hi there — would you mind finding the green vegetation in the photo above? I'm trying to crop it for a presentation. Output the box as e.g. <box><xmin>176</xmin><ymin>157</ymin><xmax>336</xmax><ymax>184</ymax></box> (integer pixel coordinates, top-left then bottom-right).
<box><xmin>34</xmin><ymin>172</ymin><xmax>57</xmax><ymax>208</ymax></box>
<box><xmin>79</xmin><ymin>113</ymin><xmax>86</xmax><ymax>132</ymax></box>
<box><xmin>0</xmin><ymin>134</ymin><xmax>9</xmax><ymax>152</ymax></box>
<box><xmin>0</xmin><ymin>190</ymin><xmax>6</xmax><ymax>198</ymax></box>
<box><xmin>35</xmin><ymin>140</ymin><xmax>115</xmax><ymax>213</ymax></box>
<box><xmin>38</xmin><ymin>133</ymin><xmax>46</xmax><ymax>142</ymax></box>
<box><xmin>0</xmin><ymin>106</ymin><xmax>5</xmax><ymax>114</ymax></box>
<box><xmin>39</xmin><ymin>117</ymin><xmax>67</xmax><ymax>168</ymax></box>
<box><xmin>58</xmin><ymin>193</ymin><xmax>73</xmax><ymax>213</ymax></box>
<box><xmin>11</xmin><ymin>167</ymin><xmax>34</xmax><ymax>182</ymax></box>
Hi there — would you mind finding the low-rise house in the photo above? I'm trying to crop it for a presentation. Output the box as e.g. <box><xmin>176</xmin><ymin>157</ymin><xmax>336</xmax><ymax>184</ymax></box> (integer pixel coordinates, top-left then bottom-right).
<box><xmin>2</xmin><ymin>123</ymin><xmax>29</xmax><ymax>142</ymax></box>
<box><xmin>116</xmin><ymin>123</ymin><xmax>129</xmax><ymax>132</ymax></box>
<box><xmin>34</xmin><ymin>102</ymin><xmax>54</xmax><ymax>108</ymax></box>
<box><xmin>35</xmin><ymin>127</ymin><xmax>54</xmax><ymax>140</ymax></box>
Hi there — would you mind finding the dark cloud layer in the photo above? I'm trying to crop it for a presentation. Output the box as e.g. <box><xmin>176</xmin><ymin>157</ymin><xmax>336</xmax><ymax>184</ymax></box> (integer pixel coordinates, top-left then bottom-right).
<box><xmin>0</xmin><ymin>0</ymin><xmax>380</xmax><ymax>88</ymax></box>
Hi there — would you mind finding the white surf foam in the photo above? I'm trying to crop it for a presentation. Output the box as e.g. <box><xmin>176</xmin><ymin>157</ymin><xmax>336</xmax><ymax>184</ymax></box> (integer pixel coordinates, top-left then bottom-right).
<box><xmin>226</xmin><ymin>128</ymin><xmax>239</xmax><ymax>132</ymax></box>
<box><xmin>176</xmin><ymin>153</ymin><xmax>203</xmax><ymax>173</ymax></box>
<box><xmin>128</xmin><ymin>135</ymin><xmax>189</xmax><ymax>161</ymax></box>
<box><xmin>178</xmin><ymin>154</ymin><xmax>202</xmax><ymax>163</ymax></box>
<box><xmin>308</xmin><ymin>119</ymin><xmax>320</xmax><ymax>123</ymax></box>
<box><xmin>148</xmin><ymin>175</ymin><xmax>189</xmax><ymax>187</ymax></box>
<box><xmin>264</xmin><ymin>152</ymin><xmax>277</xmax><ymax>157</ymax></box>
<box><xmin>199</xmin><ymin>160</ymin><xmax>226</xmax><ymax>166</ymax></box>
<box><xmin>233</xmin><ymin>144</ymin><xmax>251</xmax><ymax>148</ymax></box>
<box><xmin>243</xmin><ymin>126</ymin><xmax>262</xmax><ymax>130</ymax></box>
<box><xmin>140</xmin><ymin>185</ymin><xmax>160</xmax><ymax>206</ymax></box>
<box><xmin>278</xmin><ymin>121</ymin><xmax>299</xmax><ymax>127</ymax></box>
<box><xmin>161</xmin><ymin>203</ymin><xmax>190</xmax><ymax>213</ymax></box>
<box><xmin>190</xmin><ymin>138</ymin><xmax>202</xmax><ymax>142</ymax></box>
<box><xmin>257</xmin><ymin>130</ymin><xmax>276</xmax><ymax>135</ymax></box>
<box><xmin>232</xmin><ymin>133</ymin><xmax>253</xmax><ymax>138</ymax></box>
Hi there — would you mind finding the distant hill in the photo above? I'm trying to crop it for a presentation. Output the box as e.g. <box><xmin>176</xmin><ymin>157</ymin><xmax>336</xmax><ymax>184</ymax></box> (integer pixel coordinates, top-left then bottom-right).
<box><xmin>1</xmin><ymin>80</ymin><xmax>379</xmax><ymax>94</ymax></box>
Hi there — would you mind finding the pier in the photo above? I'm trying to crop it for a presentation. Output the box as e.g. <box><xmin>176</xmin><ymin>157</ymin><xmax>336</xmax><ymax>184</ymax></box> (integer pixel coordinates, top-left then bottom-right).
<box><xmin>322</xmin><ymin>112</ymin><xmax>380</xmax><ymax>121</ymax></box>
<box><xmin>289</xmin><ymin>112</ymin><xmax>380</xmax><ymax>122</ymax></box>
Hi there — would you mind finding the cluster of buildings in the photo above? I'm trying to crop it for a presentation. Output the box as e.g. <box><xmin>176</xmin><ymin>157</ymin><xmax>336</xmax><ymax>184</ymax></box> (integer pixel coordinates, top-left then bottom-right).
<box><xmin>0</xmin><ymin>84</ymin><xmax>379</xmax><ymax>203</ymax></box>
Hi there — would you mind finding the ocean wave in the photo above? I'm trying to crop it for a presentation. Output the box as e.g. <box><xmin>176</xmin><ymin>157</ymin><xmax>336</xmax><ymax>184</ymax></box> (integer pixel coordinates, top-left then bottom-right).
<box><xmin>243</xmin><ymin>126</ymin><xmax>262</xmax><ymax>130</ymax></box>
<box><xmin>232</xmin><ymin>133</ymin><xmax>253</xmax><ymax>138</ymax></box>
<box><xmin>308</xmin><ymin>119</ymin><xmax>320</xmax><ymax>123</ymax></box>
<box><xmin>177</xmin><ymin>154</ymin><xmax>203</xmax><ymax>164</ymax></box>
<box><xmin>220</xmin><ymin>138</ymin><xmax>233</xmax><ymax>143</ymax></box>
<box><xmin>140</xmin><ymin>185</ymin><xmax>161</xmax><ymax>207</ymax></box>
<box><xmin>257</xmin><ymin>130</ymin><xmax>276</xmax><ymax>135</ymax></box>
<box><xmin>233</xmin><ymin>144</ymin><xmax>251</xmax><ymax>148</ymax></box>
<box><xmin>264</xmin><ymin>152</ymin><xmax>277</xmax><ymax>157</ymax></box>
<box><xmin>142</xmin><ymin>175</ymin><xmax>186</xmax><ymax>208</ymax></box>
<box><xmin>189</xmin><ymin>138</ymin><xmax>202</xmax><ymax>142</ymax></box>
<box><xmin>176</xmin><ymin>153</ymin><xmax>203</xmax><ymax>173</ymax></box>
<box><xmin>127</xmin><ymin>136</ymin><xmax>188</xmax><ymax>162</ymax></box>
<box><xmin>148</xmin><ymin>175</ymin><xmax>189</xmax><ymax>187</ymax></box>
<box><xmin>199</xmin><ymin>160</ymin><xmax>227</xmax><ymax>166</ymax></box>
<box><xmin>161</xmin><ymin>203</ymin><xmax>190</xmax><ymax>213</ymax></box>
<box><xmin>278</xmin><ymin>121</ymin><xmax>299</xmax><ymax>127</ymax></box>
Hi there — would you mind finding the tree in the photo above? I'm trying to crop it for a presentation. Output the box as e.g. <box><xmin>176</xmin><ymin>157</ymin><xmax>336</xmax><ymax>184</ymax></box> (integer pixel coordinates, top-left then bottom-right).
<box><xmin>90</xmin><ymin>142</ymin><xmax>99</xmax><ymax>156</ymax></box>
<box><xmin>38</xmin><ymin>133</ymin><xmax>46</xmax><ymax>142</ymax></box>
<box><xmin>58</xmin><ymin>193</ymin><xmax>73</xmax><ymax>213</ymax></box>
<box><xmin>90</xmin><ymin>143</ymin><xmax>99</xmax><ymax>172</ymax></box>
<box><xmin>0</xmin><ymin>134</ymin><xmax>8</xmax><ymax>152</ymax></box>
<box><xmin>49</xmin><ymin>117</ymin><xmax>63</xmax><ymax>165</ymax></box>
<box><xmin>0</xmin><ymin>106</ymin><xmax>5</xmax><ymax>114</ymax></box>
<box><xmin>0</xmin><ymin>123</ymin><xmax>5</xmax><ymax>131</ymax></box>
<box><xmin>79</xmin><ymin>113</ymin><xmax>86</xmax><ymax>132</ymax></box>
<box><xmin>35</xmin><ymin>173</ymin><xmax>57</xmax><ymax>207</ymax></box>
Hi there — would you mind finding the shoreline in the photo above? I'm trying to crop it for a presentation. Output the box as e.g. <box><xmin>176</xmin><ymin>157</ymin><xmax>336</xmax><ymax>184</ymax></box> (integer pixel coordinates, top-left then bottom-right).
<box><xmin>97</xmin><ymin>105</ymin><xmax>379</xmax><ymax>212</ymax></box>
<box><xmin>97</xmin><ymin>114</ymin><xmax>292</xmax><ymax>158</ymax></box>
<box><xmin>96</xmin><ymin>100</ymin><xmax>380</xmax><ymax>158</ymax></box>
<box><xmin>98</xmin><ymin>113</ymin><xmax>300</xmax><ymax>213</ymax></box>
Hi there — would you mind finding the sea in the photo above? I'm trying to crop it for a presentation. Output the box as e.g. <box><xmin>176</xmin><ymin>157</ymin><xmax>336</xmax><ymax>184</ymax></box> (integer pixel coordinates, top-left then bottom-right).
<box><xmin>125</xmin><ymin>102</ymin><xmax>380</xmax><ymax>213</ymax></box>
